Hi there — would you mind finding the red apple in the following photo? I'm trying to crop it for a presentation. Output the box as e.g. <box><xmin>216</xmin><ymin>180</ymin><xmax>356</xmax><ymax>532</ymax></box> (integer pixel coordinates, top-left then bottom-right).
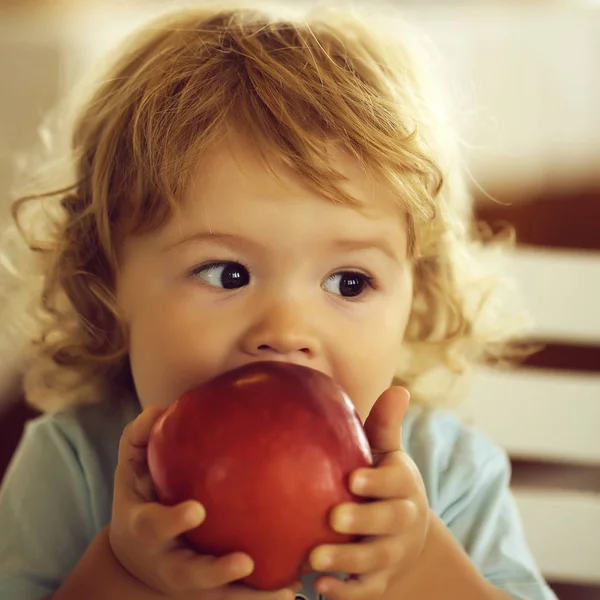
<box><xmin>147</xmin><ymin>361</ymin><xmax>373</xmax><ymax>591</ymax></box>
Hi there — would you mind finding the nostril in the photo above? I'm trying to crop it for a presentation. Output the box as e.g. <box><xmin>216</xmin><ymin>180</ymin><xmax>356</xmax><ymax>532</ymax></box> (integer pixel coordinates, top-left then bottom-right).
<box><xmin>256</xmin><ymin>345</ymin><xmax>311</xmax><ymax>355</ymax></box>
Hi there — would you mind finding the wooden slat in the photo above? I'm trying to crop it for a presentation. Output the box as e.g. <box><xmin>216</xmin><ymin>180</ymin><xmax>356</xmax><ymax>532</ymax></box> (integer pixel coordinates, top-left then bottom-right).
<box><xmin>549</xmin><ymin>582</ymin><xmax>600</xmax><ymax>600</ymax></box>
<box><xmin>499</xmin><ymin>247</ymin><xmax>600</xmax><ymax>344</ymax></box>
<box><xmin>476</xmin><ymin>187</ymin><xmax>600</xmax><ymax>251</ymax></box>
<box><xmin>511</xmin><ymin>460</ymin><xmax>600</xmax><ymax>494</ymax></box>
<box><xmin>513</xmin><ymin>487</ymin><xmax>600</xmax><ymax>584</ymax></box>
<box><xmin>523</xmin><ymin>342</ymin><xmax>600</xmax><ymax>373</ymax></box>
<box><xmin>458</xmin><ymin>367</ymin><xmax>600</xmax><ymax>465</ymax></box>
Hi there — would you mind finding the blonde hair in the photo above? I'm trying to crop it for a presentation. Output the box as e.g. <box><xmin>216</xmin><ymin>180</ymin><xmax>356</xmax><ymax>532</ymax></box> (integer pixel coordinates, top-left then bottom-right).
<box><xmin>3</xmin><ymin>2</ymin><xmax>522</xmax><ymax>411</ymax></box>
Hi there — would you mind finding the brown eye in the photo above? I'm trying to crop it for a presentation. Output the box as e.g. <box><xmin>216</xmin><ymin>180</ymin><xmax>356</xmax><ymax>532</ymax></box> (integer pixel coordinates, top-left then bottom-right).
<box><xmin>193</xmin><ymin>262</ymin><xmax>250</xmax><ymax>289</ymax></box>
<box><xmin>324</xmin><ymin>271</ymin><xmax>373</xmax><ymax>298</ymax></box>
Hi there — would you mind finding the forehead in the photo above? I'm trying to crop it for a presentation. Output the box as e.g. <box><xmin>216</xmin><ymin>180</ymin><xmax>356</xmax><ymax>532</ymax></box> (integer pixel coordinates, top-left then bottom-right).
<box><xmin>122</xmin><ymin>131</ymin><xmax>412</xmax><ymax>266</ymax></box>
<box><xmin>182</xmin><ymin>133</ymin><xmax>406</xmax><ymax>225</ymax></box>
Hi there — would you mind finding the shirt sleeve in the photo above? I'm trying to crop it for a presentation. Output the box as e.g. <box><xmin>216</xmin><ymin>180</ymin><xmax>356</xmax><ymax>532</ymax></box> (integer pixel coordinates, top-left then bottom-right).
<box><xmin>0</xmin><ymin>416</ymin><xmax>95</xmax><ymax>599</ymax></box>
<box><xmin>405</xmin><ymin>408</ymin><xmax>558</xmax><ymax>600</ymax></box>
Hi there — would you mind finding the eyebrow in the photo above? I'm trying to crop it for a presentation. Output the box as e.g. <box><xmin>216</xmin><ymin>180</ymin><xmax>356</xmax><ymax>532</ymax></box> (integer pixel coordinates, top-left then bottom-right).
<box><xmin>163</xmin><ymin>232</ymin><xmax>403</xmax><ymax>262</ymax></box>
<box><xmin>331</xmin><ymin>238</ymin><xmax>404</xmax><ymax>262</ymax></box>
<box><xmin>162</xmin><ymin>232</ymin><xmax>258</xmax><ymax>253</ymax></box>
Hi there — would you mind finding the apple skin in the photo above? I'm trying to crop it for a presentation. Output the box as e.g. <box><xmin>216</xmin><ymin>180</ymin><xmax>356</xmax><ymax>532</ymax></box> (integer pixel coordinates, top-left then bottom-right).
<box><xmin>147</xmin><ymin>361</ymin><xmax>373</xmax><ymax>591</ymax></box>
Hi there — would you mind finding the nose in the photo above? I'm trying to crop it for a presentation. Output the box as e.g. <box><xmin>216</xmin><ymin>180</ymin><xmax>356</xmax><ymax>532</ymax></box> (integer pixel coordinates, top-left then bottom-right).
<box><xmin>240</xmin><ymin>297</ymin><xmax>321</xmax><ymax>360</ymax></box>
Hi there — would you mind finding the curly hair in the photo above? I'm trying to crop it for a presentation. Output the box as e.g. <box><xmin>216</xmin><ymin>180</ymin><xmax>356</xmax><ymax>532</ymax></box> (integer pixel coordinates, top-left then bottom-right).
<box><xmin>4</xmin><ymin>3</ymin><xmax>524</xmax><ymax>411</ymax></box>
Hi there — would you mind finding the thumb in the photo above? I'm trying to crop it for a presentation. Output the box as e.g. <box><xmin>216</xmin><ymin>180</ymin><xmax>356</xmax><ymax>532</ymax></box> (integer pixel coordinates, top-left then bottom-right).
<box><xmin>364</xmin><ymin>387</ymin><xmax>410</xmax><ymax>454</ymax></box>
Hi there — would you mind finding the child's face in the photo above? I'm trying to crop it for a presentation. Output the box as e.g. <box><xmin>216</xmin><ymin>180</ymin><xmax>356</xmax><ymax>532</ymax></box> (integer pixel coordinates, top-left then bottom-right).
<box><xmin>117</xmin><ymin>135</ymin><xmax>413</xmax><ymax>421</ymax></box>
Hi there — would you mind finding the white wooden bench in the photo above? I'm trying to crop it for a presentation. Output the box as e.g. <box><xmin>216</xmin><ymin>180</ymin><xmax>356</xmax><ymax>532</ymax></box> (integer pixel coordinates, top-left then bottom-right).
<box><xmin>457</xmin><ymin>240</ymin><xmax>600</xmax><ymax>589</ymax></box>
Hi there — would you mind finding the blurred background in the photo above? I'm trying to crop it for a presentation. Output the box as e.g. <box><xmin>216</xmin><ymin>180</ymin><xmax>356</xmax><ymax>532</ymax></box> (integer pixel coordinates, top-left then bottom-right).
<box><xmin>0</xmin><ymin>1</ymin><xmax>599</xmax><ymax>598</ymax></box>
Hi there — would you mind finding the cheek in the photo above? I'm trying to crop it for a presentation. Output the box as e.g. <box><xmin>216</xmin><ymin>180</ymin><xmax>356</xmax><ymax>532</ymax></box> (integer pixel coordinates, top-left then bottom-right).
<box><xmin>125</xmin><ymin>297</ymin><xmax>234</xmax><ymax>408</ymax></box>
<box><xmin>334</xmin><ymin>332</ymin><xmax>407</xmax><ymax>424</ymax></box>
<box><xmin>346</xmin><ymin>350</ymin><xmax>401</xmax><ymax>423</ymax></box>
<box><xmin>343</xmin><ymin>282</ymin><xmax>413</xmax><ymax>421</ymax></box>
<box><xmin>127</xmin><ymin>315</ymin><xmax>190</xmax><ymax>408</ymax></box>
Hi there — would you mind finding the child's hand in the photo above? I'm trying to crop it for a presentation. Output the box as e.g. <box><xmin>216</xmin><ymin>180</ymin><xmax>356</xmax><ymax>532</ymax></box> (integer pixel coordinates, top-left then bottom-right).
<box><xmin>109</xmin><ymin>406</ymin><xmax>299</xmax><ymax>600</ymax></box>
<box><xmin>309</xmin><ymin>387</ymin><xmax>429</xmax><ymax>600</ymax></box>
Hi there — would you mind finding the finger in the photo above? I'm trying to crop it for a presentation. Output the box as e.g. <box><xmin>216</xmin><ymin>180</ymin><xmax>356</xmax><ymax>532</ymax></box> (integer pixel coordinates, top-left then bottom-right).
<box><xmin>129</xmin><ymin>405</ymin><xmax>166</xmax><ymax>448</ymax></box>
<box><xmin>130</xmin><ymin>499</ymin><xmax>206</xmax><ymax>545</ymax></box>
<box><xmin>315</xmin><ymin>571</ymin><xmax>387</xmax><ymax>600</ymax></box>
<box><xmin>349</xmin><ymin>454</ymin><xmax>422</xmax><ymax>499</ymax></box>
<box><xmin>364</xmin><ymin>387</ymin><xmax>409</xmax><ymax>455</ymax></box>
<box><xmin>331</xmin><ymin>499</ymin><xmax>417</xmax><ymax>536</ymax></box>
<box><xmin>309</xmin><ymin>536</ymin><xmax>403</xmax><ymax>575</ymax></box>
<box><xmin>157</xmin><ymin>550</ymin><xmax>301</xmax><ymax>597</ymax></box>
<box><xmin>132</xmin><ymin>470</ymin><xmax>156</xmax><ymax>501</ymax></box>
<box><xmin>115</xmin><ymin>407</ymin><xmax>165</xmax><ymax>491</ymax></box>
<box><xmin>155</xmin><ymin>548</ymin><xmax>256</xmax><ymax>593</ymax></box>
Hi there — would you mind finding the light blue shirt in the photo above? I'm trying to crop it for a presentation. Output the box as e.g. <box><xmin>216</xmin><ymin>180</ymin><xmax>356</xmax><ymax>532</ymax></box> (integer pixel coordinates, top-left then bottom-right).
<box><xmin>0</xmin><ymin>396</ymin><xmax>557</xmax><ymax>600</ymax></box>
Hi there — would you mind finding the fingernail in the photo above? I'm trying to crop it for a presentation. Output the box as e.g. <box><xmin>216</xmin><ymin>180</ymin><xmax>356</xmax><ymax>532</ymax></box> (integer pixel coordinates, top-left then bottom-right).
<box><xmin>351</xmin><ymin>473</ymin><xmax>368</xmax><ymax>494</ymax></box>
<box><xmin>333</xmin><ymin>506</ymin><xmax>353</xmax><ymax>533</ymax></box>
<box><xmin>316</xmin><ymin>580</ymin><xmax>331</xmax><ymax>596</ymax></box>
<box><xmin>235</xmin><ymin>555</ymin><xmax>254</xmax><ymax>577</ymax></box>
<box><xmin>185</xmin><ymin>502</ymin><xmax>205</xmax><ymax>525</ymax></box>
<box><xmin>311</xmin><ymin>547</ymin><xmax>333</xmax><ymax>570</ymax></box>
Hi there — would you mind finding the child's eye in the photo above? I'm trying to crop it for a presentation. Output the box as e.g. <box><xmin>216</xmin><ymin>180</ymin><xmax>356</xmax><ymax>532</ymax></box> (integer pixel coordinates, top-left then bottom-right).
<box><xmin>323</xmin><ymin>271</ymin><xmax>374</xmax><ymax>298</ymax></box>
<box><xmin>192</xmin><ymin>261</ymin><xmax>250</xmax><ymax>289</ymax></box>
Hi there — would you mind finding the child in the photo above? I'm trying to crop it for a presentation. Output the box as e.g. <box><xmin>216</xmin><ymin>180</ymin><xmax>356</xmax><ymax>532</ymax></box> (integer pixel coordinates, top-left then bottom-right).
<box><xmin>0</xmin><ymin>3</ymin><xmax>557</xmax><ymax>600</ymax></box>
